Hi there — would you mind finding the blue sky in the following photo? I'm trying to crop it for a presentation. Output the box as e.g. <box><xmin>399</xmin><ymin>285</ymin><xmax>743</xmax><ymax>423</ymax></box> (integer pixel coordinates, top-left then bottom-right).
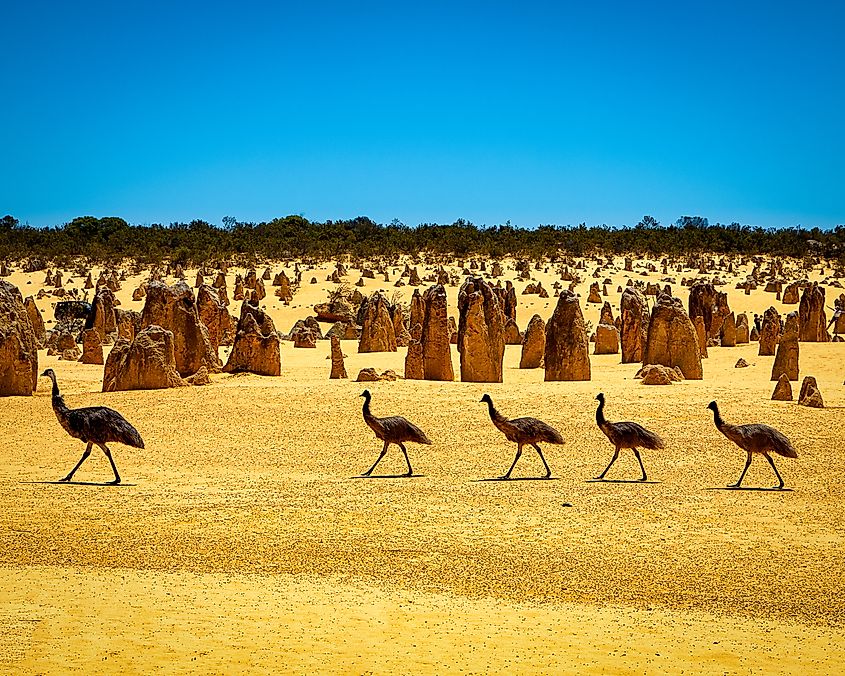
<box><xmin>2</xmin><ymin>1</ymin><xmax>843</xmax><ymax>229</ymax></box>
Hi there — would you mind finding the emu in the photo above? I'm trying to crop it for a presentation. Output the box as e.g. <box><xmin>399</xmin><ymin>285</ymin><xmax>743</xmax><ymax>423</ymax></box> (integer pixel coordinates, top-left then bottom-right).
<box><xmin>359</xmin><ymin>389</ymin><xmax>431</xmax><ymax>477</ymax></box>
<box><xmin>42</xmin><ymin>368</ymin><xmax>144</xmax><ymax>484</ymax></box>
<box><xmin>480</xmin><ymin>394</ymin><xmax>564</xmax><ymax>479</ymax></box>
<box><xmin>707</xmin><ymin>401</ymin><xmax>797</xmax><ymax>489</ymax></box>
<box><xmin>594</xmin><ymin>393</ymin><xmax>665</xmax><ymax>481</ymax></box>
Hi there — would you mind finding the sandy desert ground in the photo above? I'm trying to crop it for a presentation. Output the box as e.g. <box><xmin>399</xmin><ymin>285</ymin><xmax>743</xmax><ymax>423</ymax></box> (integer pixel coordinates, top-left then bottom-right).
<box><xmin>2</xmin><ymin>255</ymin><xmax>844</xmax><ymax>674</ymax></box>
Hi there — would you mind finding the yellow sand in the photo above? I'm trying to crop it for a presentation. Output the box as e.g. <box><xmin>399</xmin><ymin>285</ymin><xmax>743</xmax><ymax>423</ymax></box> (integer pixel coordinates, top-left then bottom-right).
<box><xmin>1</xmin><ymin>257</ymin><xmax>844</xmax><ymax>674</ymax></box>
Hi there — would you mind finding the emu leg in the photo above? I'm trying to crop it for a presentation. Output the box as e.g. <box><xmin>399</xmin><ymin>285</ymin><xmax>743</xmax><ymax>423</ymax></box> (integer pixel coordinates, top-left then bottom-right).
<box><xmin>362</xmin><ymin>441</ymin><xmax>389</xmax><ymax>477</ymax></box>
<box><xmin>61</xmin><ymin>442</ymin><xmax>92</xmax><ymax>482</ymax></box>
<box><xmin>633</xmin><ymin>448</ymin><xmax>648</xmax><ymax>482</ymax></box>
<box><xmin>730</xmin><ymin>451</ymin><xmax>753</xmax><ymax>488</ymax></box>
<box><xmin>763</xmin><ymin>452</ymin><xmax>785</xmax><ymax>489</ymax></box>
<box><xmin>596</xmin><ymin>447</ymin><xmax>620</xmax><ymax>480</ymax></box>
<box><xmin>399</xmin><ymin>443</ymin><xmax>413</xmax><ymax>477</ymax></box>
<box><xmin>532</xmin><ymin>443</ymin><xmax>552</xmax><ymax>478</ymax></box>
<box><xmin>99</xmin><ymin>444</ymin><xmax>121</xmax><ymax>485</ymax></box>
<box><xmin>501</xmin><ymin>444</ymin><xmax>523</xmax><ymax>479</ymax></box>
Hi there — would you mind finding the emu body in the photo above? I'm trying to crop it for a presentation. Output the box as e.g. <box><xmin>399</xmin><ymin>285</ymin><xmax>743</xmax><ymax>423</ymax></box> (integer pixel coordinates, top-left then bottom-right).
<box><xmin>42</xmin><ymin>369</ymin><xmax>144</xmax><ymax>484</ymax></box>
<box><xmin>359</xmin><ymin>389</ymin><xmax>431</xmax><ymax>477</ymax></box>
<box><xmin>480</xmin><ymin>394</ymin><xmax>564</xmax><ymax>479</ymax></box>
<box><xmin>708</xmin><ymin>401</ymin><xmax>797</xmax><ymax>489</ymax></box>
<box><xmin>594</xmin><ymin>392</ymin><xmax>665</xmax><ymax>481</ymax></box>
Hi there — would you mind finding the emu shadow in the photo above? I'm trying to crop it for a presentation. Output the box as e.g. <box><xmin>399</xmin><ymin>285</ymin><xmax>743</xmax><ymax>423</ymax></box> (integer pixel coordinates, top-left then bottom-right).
<box><xmin>476</xmin><ymin>476</ymin><xmax>560</xmax><ymax>482</ymax></box>
<box><xmin>707</xmin><ymin>486</ymin><xmax>794</xmax><ymax>492</ymax></box>
<box><xmin>21</xmin><ymin>481</ymin><xmax>137</xmax><ymax>487</ymax></box>
<box><xmin>586</xmin><ymin>478</ymin><xmax>661</xmax><ymax>484</ymax></box>
<box><xmin>350</xmin><ymin>474</ymin><xmax>426</xmax><ymax>480</ymax></box>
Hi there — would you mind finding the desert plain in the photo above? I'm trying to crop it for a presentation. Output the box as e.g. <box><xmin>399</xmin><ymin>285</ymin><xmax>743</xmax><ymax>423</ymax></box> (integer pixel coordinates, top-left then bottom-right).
<box><xmin>1</xmin><ymin>255</ymin><xmax>844</xmax><ymax>674</ymax></box>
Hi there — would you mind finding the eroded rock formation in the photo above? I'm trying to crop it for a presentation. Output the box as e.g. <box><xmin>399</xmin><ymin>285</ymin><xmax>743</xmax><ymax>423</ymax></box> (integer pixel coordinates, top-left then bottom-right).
<box><xmin>102</xmin><ymin>325</ymin><xmax>186</xmax><ymax>391</ymax></box>
<box><xmin>544</xmin><ymin>289</ymin><xmax>591</xmax><ymax>381</ymax></box>
<box><xmin>642</xmin><ymin>294</ymin><xmax>703</xmax><ymax>379</ymax></box>
<box><xmin>457</xmin><ymin>278</ymin><xmax>505</xmax><ymax>382</ymax></box>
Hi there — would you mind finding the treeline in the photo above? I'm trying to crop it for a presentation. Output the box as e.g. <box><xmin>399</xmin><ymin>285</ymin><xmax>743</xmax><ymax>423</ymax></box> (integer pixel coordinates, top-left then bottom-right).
<box><xmin>1</xmin><ymin>214</ymin><xmax>842</xmax><ymax>265</ymax></box>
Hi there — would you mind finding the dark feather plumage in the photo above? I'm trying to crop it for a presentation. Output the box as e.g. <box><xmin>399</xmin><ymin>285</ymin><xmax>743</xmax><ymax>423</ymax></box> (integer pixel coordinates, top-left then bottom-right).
<box><xmin>368</xmin><ymin>414</ymin><xmax>432</xmax><ymax>445</ymax></box>
<box><xmin>63</xmin><ymin>404</ymin><xmax>145</xmax><ymax>448</ymax></box>
<box><xmin>600</xmin><ymin>420</ymin><xmax>665</xmax><ymax>450</ymax></box>
<box><xmin>496</xmin><ymin>416</ymin><xmax>566</xmax><ymax>445</ymax></box>
<box><xmin>725</xmin><ymin>423</ymin><xmax>796</xmax><ymax>458</ymax></box>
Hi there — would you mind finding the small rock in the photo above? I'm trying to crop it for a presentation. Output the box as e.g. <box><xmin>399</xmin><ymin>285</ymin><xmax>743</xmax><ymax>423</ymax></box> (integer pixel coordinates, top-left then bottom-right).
<box><xmin>356</xmin><ymin>368</ymin><xmax>400</xmax><ymax>382</ymax></box>
<box><xmin>798</xmin><ymin>376</ymin><xmax>824</xmax><ymax>408</ymax></box>
<box><xmin>638</xmin><ymin>364</ymin><xmax>680</xmax><ymax>385</ymax></box>
<box><xmin>60</xmin><ymin>347</ymin><xmax>81</xmax><ymax>361</ymax></box>
<box><xmin>186</xmin><ymin>366</ymin><xmax>211</xmax><ymax>386</ymax></box>
<box><xmin>771</xmin><ymin>374</ymin><xmax>793</xmax><ymax>401</ymax></box>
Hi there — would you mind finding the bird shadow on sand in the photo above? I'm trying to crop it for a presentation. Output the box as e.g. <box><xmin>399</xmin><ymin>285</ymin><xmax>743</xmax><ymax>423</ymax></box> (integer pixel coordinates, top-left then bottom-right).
<box><xmin>20</xmin><ymin>481</ymin><xmax>137</xmax><ymax>487</ymax></box>
<box><xmin>586</xmin><ymin>479</ymin><xmax>661</xmax><ymax>484</ymax></box>
<box><xmin>707</xmin><ymin>486</ymin><xmax>794</xmax><ymax>492</ymax></box>
<box><xmin>349</xmin><ymin>474</ymin><xmax>425</xmax><ymax>480</ymax></box>
<box><xmin>475</xmin><ymin>476</ymin><xmax>560</xmax><ymax>482</ymax></box>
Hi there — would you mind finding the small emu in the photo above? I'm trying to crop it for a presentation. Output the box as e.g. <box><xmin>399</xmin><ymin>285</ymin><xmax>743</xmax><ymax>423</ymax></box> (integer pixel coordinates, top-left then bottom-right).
<box><xmin>708</xmin><ymin>401</ymin><xmax>797</xmax><ymax>489</ymax></box>
<box><xmin>480</xmin><ymin>394</ymin><xmax>564</xmax><ymax>479</ymax></box>
<box><xmin>42</xmin><ymin>368</ymin><xmax>144</xmax><ymax>484</ymax></box>
<box><xmin>359</xmin><ymin>389</ymin><xmax>431</xmax><ymax>477</ymax></box>
<box><xmin>594</xmin><ymin>392</ymin><xmax>665</xmax><ymax>481</ymax></box>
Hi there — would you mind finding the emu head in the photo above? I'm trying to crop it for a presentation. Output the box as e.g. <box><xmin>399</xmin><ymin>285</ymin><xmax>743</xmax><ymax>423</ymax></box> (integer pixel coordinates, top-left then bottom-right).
<box><xmin>595</xmin><ymin>392</ymin><xmax>605</xmax><ymax>402</ymax></box>
<box><xmin>480</xmin><ymin>393</ymin><xmax>492</xmax><ymax>404</ymax></box>
<box><xmin>359</xmin><ymin>389</ymin><xmax>371</xmax><ymax>399</ymax></box>
<box><xmin>707</xmin><ymin>401</ymin><xmax>718</xmax><ymax>412</ymax></box>
<box><xmin>41</xmin><ymin>368</ymin><xmax>55</xmax><ymax>379</ymax></box>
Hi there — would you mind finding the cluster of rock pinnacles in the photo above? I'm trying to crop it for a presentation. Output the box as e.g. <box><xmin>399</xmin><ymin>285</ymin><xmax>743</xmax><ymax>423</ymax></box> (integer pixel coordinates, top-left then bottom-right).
<box><xmin>0</xmin><ymin>257</ymin><xmax>840</xmax><ymax>410</ymax></box>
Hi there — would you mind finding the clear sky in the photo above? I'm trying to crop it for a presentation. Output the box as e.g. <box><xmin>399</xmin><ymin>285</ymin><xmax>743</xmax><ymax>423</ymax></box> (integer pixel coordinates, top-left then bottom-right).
<box><xmin>2</xmin><ymin>1</ymin><xmax>843</xmax><ymax>229</ymax></box>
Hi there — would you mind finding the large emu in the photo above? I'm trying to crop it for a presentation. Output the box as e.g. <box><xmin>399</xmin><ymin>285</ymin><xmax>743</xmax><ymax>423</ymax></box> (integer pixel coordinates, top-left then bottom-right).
<box><xmin>42</xmin><ymin>369</ymin><xmax>144</xmax><ymax>484</ymax></box>
<box><xmin>359</xmin><ymin>389</ymin><xmax>431</xmax><ymax>477</ymax></box>
<box><xmin>594</xmin><ymin>393</ymin><xmax>665</xmax><ymax>481</ymax></box>
<box><xmin>707</xmin><ymin>401</ymin><xmax>797</xmax><ymax>489</ymax></box>
<box><xmin>480</xmin><ymin>394</ymin><xmax>564</xmax><ymax>479</ymax></box>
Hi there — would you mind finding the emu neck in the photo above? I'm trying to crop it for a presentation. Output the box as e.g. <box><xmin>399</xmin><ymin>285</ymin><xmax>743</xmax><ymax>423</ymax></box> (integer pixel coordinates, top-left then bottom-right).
<box><xmin>49</xmin><ymin>377</ymin><xmax>68</xmax><ymax>414</ymax></box>
<box><xmin>596</xmin><ymin>399</ymin><xmax>607</xmax><ymax>427</ymax></box>
<box><xmin>711</xmin><ymin>406</ymin><xmax>725</xmax><ymax>431</ymax></box>
<box><xmin>362</xmin><ymin>396</ymin><xmax>374</xmax><ymax>421</ymax></box>
<box><xmin>486</xmin><ymin>399</ymin><xmax>506</xmax><ymax>424</ymax></box>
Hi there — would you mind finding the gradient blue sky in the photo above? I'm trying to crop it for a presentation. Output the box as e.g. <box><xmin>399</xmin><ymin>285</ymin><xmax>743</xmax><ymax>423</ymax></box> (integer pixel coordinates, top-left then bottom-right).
<box><xmin>3</xmin><ymin>1</ymin><xmax>843</xmax><ymax>229</ymax></box>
